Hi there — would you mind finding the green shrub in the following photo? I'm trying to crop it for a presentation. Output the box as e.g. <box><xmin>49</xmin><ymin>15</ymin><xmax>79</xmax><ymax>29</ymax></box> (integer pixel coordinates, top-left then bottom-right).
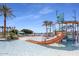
<box><xmin>21</xmin><ymin>29</ymin><xmax>33</xmax><ymax>34</ymax></box>
<box><xmin>7</xmin><ymin>32</ymin><xmax>18</xmax><ymax>40</ymax></box>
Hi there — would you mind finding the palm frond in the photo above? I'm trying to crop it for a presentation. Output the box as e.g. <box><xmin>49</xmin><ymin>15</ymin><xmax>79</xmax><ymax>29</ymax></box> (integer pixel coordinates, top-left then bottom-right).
<box><xmin>0</xmin><ymin>4</ymin><xmax>15</xmax><ymax>18</ymax></box>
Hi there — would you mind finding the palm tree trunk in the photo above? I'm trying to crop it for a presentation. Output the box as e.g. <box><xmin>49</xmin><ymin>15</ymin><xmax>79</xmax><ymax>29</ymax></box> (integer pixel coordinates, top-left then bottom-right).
<box><xmin>45</xmin><ymin>25</ymin><xmax>48</xmax><ymax>44</ymax></box>
<box><xmin>50</xmin><ymin>25</ymin><xmax>51</xmax><ymax>33</ymax></box>
<box><xmin>46</xmin><ymin>26</ymin><xmax>48</xmax><ymax>38</ymax></box>
<box><xmin>3</xmin><ymin>15</ymin><xmax>6</xmax><ymax>38</ymax></box>
<box><xmin>59</xmin><ymin>23</ymin><xmax>60</xmax><ymax>31</ymax></box>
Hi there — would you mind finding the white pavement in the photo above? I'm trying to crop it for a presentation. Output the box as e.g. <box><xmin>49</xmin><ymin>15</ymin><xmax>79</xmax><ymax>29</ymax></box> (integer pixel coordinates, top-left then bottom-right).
<box><xmin>0</xmin><ymin>37</ymin><xmax>79</xmax><ymax>56</ymax></box>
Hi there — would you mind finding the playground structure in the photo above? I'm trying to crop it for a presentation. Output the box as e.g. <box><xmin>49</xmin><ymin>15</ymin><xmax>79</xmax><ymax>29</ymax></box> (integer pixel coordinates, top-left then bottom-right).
<box><xmin>63</xmin><ymin>21</ymin><xmax>79</xmax><ymax>42</ymax></box>
<box><xmin>26</xmin><ymin>10</ymin><xmax>79</xmax><ymax>46</ymax></box>
<box><xmin>27</xmin><ymin>31</ymin><xmax>65</xmax><ymax>44</ymax></box>
<box><xmin>26</xmin><ymin>21</ymin><xmax>79</xmax><ymax>46</ymax></box>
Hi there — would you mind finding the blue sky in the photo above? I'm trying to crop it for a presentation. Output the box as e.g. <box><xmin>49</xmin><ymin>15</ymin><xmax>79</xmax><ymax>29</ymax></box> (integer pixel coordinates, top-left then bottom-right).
<box><xmin>0</xmin><ymin>3</ymin><xmax>79</xmax><ymax>33</ymax></box>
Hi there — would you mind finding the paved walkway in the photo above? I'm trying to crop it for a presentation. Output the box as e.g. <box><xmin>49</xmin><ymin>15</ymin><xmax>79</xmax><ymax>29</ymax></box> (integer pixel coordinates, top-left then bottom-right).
<box><xmin>0</xmin><ymin>38</ymin><xmax>79</xmax><ymax>56</ymax></box>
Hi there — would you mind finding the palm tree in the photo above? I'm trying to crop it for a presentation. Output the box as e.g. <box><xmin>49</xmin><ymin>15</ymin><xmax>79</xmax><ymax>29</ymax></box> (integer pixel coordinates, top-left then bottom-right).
<box><xmin>43</xmin><ymin>20</ymin><xmax>49</xmax><ymax>37</ymax></box>
<box><xmin>48</xmin><ymin>21</ymin><xmax>53</xmax><ymax>36</ymax></box>
<box><xmin>43</xmin><ymin>21</ymin><xmax>53</xmax><ymax>37</ymax></box>
<box><xmin>49</xmin><ymin>21</ymin><xmax>53</xmax><ymax>33</ymax></box>
<box><xmin>0</xmin><ymin>4</ymin><xmax>14</xmax><ymax>37</ymax></box>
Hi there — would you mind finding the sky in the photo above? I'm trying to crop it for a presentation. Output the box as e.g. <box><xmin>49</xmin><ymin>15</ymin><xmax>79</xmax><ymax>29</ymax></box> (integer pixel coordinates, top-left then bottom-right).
<box><xmin>0</xmin><ymin>3</ymin><xmax>79</xmax><ymax>33</ymax></box>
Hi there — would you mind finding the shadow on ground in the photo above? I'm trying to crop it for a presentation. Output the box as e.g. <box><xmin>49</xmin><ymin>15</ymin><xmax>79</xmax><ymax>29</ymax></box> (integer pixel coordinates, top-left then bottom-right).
<box><xmin>39</xmin><ymin>44</ymin><xmax>79</xmax><ymax>51</ymax></box>
<box><xmin>0</xmin><ymin>39</ymin><xmax>17</xmax><ymax>42</ymax></box>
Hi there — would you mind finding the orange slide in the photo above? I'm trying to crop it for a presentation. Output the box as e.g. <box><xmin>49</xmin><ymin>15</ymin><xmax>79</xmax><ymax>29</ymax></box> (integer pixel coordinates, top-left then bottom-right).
<box><xmin>26</xmin><ymin>32</ymin><xmax>65</xmax><ymax>45</ymax></box>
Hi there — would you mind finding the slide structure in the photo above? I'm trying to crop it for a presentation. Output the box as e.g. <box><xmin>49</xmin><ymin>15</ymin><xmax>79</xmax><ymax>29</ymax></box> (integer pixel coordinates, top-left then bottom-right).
<box><xmin>26</xmin><ymin>32</ymin><xmax>65</xmax><ymax>45</ymax></box>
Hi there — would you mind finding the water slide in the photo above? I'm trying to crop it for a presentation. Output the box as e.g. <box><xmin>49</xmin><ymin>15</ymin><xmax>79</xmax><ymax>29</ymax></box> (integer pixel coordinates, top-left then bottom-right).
<box><xmin>26</xmin><ymin>32</ymin><xmax>65</xmax><ymax>45</ymax></box>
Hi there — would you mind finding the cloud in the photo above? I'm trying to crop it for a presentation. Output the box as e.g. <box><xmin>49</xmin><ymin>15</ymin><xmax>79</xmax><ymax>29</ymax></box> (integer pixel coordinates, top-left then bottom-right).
<box><xmin>26</xmin><ymin>14</ymin><xmax>41</xmax><ymax>19</ymax></box>
<box><xmin>39</xmin><ymin>7</ymin><xmax>53</xmax><ymax>15</ymax></box>
<box><xmin>7</xmin><ymin>7</ymin><xmax>54</xmax><ymax>28</ymax></box>
<box><xmin>12</xmin><ymin>14</ymin><xmax>41</xmax><ymax>22</ymax></box>
<box><xmin>12</xmin><ymin>7</ymin><xmax>54</xmax><ymax>22</ymax></box>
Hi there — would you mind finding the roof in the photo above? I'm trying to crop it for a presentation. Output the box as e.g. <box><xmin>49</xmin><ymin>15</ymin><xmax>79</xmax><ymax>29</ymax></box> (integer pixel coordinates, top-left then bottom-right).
<box><xmin>63</xmin><ymin>21</ymin><xmax>79</xmax><ymax>24</ymax></box>
<box><xmin>18</xmin><ymin>31</ymin><xmax>24</xmax><ymax>34</ymax></box>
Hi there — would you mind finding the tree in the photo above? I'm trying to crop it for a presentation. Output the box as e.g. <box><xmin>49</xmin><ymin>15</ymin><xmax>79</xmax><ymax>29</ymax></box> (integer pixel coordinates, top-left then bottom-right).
<box><xmin>9</xmin><ymin>29</ymin><xmax>18</xmax><ymax>35</ymax></box>
<box><xmin>0</xmin><ymin>4</ymin><xmax>14</xmax><ymax>37</ymax></box>
<box><xmin>43</xmin><ymin>20</ymin><xmax>49</xmax><ymax>37</ymax></box>
<box><xmin>48</xmin><ymin>21</ymin><xmax>53</xmax><ymax>34</ymax></box>
<box><xmin>21</xmin><ymin>29</ymin><xmax>33</xmax><ymax>34</ymax></box>
<box><xmin>43</xmin><ymin>20</ymin><xmax>53</xmax><ymax>36</ymax></box>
